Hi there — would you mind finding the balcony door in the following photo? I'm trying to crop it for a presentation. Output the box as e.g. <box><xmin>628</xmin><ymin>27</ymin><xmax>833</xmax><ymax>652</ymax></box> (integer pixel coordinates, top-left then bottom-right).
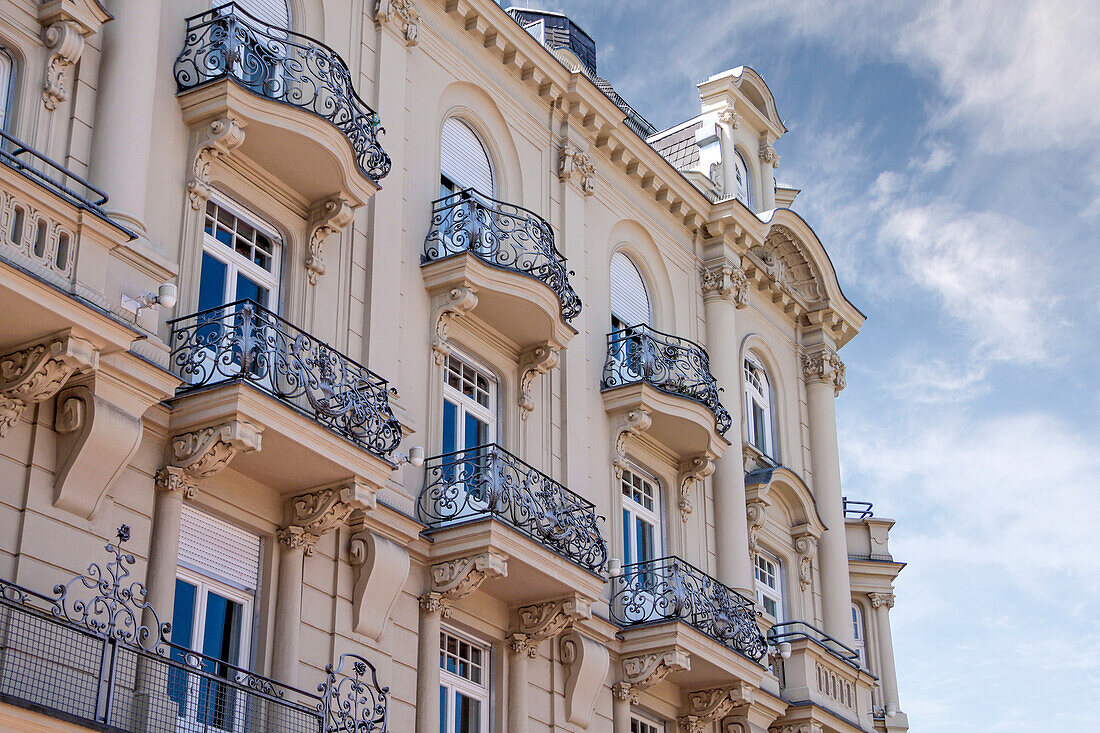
<box><xmin>620</xmin><ymin>468</ymin><xmax>664</xmax><ymax>621</ymax></box>
<box><xmin>609</xmin><ymin>252</ymin><xmax>652</xmax><ymax>381</ymax></box>
<box><xmin>440</xmin><ymin>118</ymin><xmax>494</xmax><ymax>198</ymax></box>
<box><xmin>439</xmin><ymin>354</ymin><xmax>497</xmax><ymax>520</ymax></box>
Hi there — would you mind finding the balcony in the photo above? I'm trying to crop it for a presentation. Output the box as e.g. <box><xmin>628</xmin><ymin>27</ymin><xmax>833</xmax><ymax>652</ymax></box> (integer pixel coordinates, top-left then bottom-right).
<box><xmin>0</xmin><ymin>526</ymin><xmax>388</xmax><ymax>733</ymax></box>
<box><xmin>768</xmin><ymin>622</ymin><xmax>877</xmax><ymax>731</ymax></box>
<box><xmin>421</xmin><ymin>188</ymin><xmax>581</xmax><ymax>352</ymax></box>
<box><xmin>843</xmin><ymin>497</ymin><xmax>874</xmax><ymax>519</ymax></box>
<box><xmin>601</xmin><ymin>325</ymin><xmax>731</xmax><ymax>460</ymax></box>
<box><xmin>167</xmin><ymin>300</ymin><xmax>400</xmax><ymax>491</ymax></box>
<box><xmin>174</xmin><ymin>2</ymin><xmax>389</xmax><ymax>204</ymax></box>
<box><xmin>416</xmin><ymin>444</ymin><xmax>607</xmax><ymax>603</ymax></box>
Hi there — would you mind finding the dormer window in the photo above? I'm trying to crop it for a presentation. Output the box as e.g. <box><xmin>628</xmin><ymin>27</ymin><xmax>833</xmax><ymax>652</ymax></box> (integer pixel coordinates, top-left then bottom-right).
<box><xmin>733</xmin><ymin>151</ymin><xmax>753</xmax><ymax>208</ymax></box>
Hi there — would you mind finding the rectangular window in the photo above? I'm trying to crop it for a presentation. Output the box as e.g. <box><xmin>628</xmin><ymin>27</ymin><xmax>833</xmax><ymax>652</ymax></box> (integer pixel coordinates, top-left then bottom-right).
<box><xmin>199</xmin><ymin>198</ymin><xmax>280</xmax><ymax>312</ymax></box>
<box><xmin>754</xmin><ymin>552</ymin><xmax>784</xmax><ymax>620</ymax></box>
<box><xmin>621</xmin><ymin>468</ymin><xmax>661</xmax><ymax>567</ymax></box>
<box><xmin>852</xmin><ymin>604</ymin><xmax>866</xmax><ymax>665</ymax></box>
<box><xmin>441</xmin><ymin>354</ymin><xmax>495</xmax><ymax>455</ymax></box>
<box><xmin>631</xmin><ymin>714</ymin><xmax>664</xmax><ymax>733</ymax></box>
<box><xmin>439</xmin><ymin>630</ymin><xmax>489</xmax><ymax>733</ymax></box>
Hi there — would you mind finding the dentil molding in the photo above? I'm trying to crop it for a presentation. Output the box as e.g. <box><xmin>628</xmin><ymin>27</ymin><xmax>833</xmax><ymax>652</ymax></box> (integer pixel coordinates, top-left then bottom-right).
<box><xmin>0</xmin><ymin>331</ymin><xmax>98</xmax><ymax>436</ymax></box>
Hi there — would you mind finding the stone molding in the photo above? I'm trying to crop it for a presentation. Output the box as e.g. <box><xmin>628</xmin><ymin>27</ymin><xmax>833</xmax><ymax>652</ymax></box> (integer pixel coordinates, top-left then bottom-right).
<box><xmin>510</xmin><ymin>596</ymin><xmax>592</xmax><ymax>656</ymax></box>
<box><xmin>169</xmin><ymin>420</ymin><xmax>262</xmax><ymax>482</ymax></box>
<box><xmin>154</xmin><ymin>466</ymin><xmax>196</xmax><ymax>501</ymax></box>
<box><xmin>868</xmin><ymin>592</ymin><xmax>895</xmax><ymax>609</ymax></box>
<box><xmin>430</xmin><ymin>551</ymin><xmax>508</xmax><ymax>598</ymax></box>
<box><xmin>187</xmin><ymin>117</ymin><xmax>246</xmax><ymax>210</ymax></box>
<box><xmin>559</xmin><ymin>143</ymin><xmax>597</xmax><ymax>195</ymax></box>
<box><xmin>349</xmin><ymin>529</ymin><xmax>410</xmax><ymax>639</ymax></box>
<box><xmin>419</xmin><ymin>591</ymin><xmax>454</xmax><ymax>618</ymax></box>
<box><xmin>518</xmin><ymin>343</ymin><xmax>559</xmax><ymax>419</ymax></box>
<box><xmin>375</xmin><ymin>0</ymin><xmax>420</xmax><ymax>46</ymax></box>
<box><xmin>431</xmin><ymin>286</ymin><xmax>478</xmax><ymax>365</ymax></box>
<box><xmin>700</xmin><ymin>260</ymin><xmax>749</xmax><ymax>308</ymax></box>
<box><xmin>278</xmin><ymin>481</ymin><xmax>376</xmax><ymax>556</ymax></box>
<box><xmin>792</xmin><ymin>523</ymin><xmax>820</xmax><ymax>591</ymax></box>
<box><xmin>305</xmin><ymin>198</ymin><xmax>355</xmax><ymax>285</ymax></box>
<box><xmin>759</xmin><ymin>141</ymin><xmax>780</xmax><ymax>168</ymax></box>
<box><xmin>678</xmin><ymin>685</ymin><xmax>753</xmax><ymax>733</ymax></box>
<box><xmin>678</xmin><ymin>454</ymin><xmax>714</xmax><ymax>521</ymax></box>
<box><xmin>616</xmin><ymin>649</ymin><xmax>691</xmax><ymax>703</ymax></box>
<box><xmin>801</xmin><ymin>346</ymin><xmax>846</xmax><ymax>395</ymax></box>
<box><xmin>612</xmin><ymin>408</ymin><xmax>652</xmax><ymax>478</ymax></box>
<box><xmin>41</xmin><ymin>21</ymin><xmax>85</xmax><ymax>111</ymax></box>
<box><xmin>0</xmin><ymin>332</ymin><xmax>98</xmax><ymax>436</ymax></box>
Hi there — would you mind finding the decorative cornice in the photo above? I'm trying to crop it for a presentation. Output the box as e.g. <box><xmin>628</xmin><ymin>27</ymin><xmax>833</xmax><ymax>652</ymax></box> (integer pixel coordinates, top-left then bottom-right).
<box><xmin>678</xmin><ymin>685</ymin><xmax>753</xmax><ymax>733</ymax></box>
<box><xmin>305</xmin><ymin>198</ymin><xmax>355</xmax><ymax>285</ymax></box>
<box><xmin>700</xmin><ymin>260</ymin><xmax>749</xmax><ymax>308</ymax></box>
<box><xmin>187</xmin><ymin>117</ymin><xmax>246</xmax><ymax>210</ymax></box>
<box><xmin>41</xmin><ymin>20</ymin><xmax>85</xmax><ymax>110</ymax></box>
<box><xmin>430</xmin><ymin>551</ymin><xmax>508</xmax><ymax>599</ymax></box>
<box><xmin>375</xmin><ymin>0</ymin><xmax>420</xmax><ymax>46</ymax></box>
<box><xmin>618</xmin><ymin>648</ymin><xmax>690</xmax><ymax>702</ymax></box>
<box><xmin>802</xmin><ymin>347</ymin><xmax>846</xmax><ymax>395</ymax></box>
<box><xmin>518</xmin><ymin>343</ymin><xmax>559</xmax><ymax>419</ymax></box>
<box><xmin>868</xmin><ymin>592</ymin><xmax>895</xmax><ymax>609</ymax></box>
<box><xmin>559</xmin><ymin>143</ymin><xmax>597</xmax><ymax>195</ymax></box>
<box><xmin>792</xmin><ymin>524</ymin><xmax>820</xmax><ymax>591</ymax></box>
<box><xmin>431</xmin><ymin>286</ymin><xmax>478</xmax><ymax>365</ymax></box>
<box><xmin>678</xmin><ymin>454</ymin><xmax>714</xmax><ymax>521</ymax></box>
<box><xmin>169</xmin><ymin>420</ymin><xmax>262</xmax><ymax>481</ymax></box>
<box><xmin>0</xmin><ymin>332</ymin><xmax>98</xmax><ymax>436</ymax></box>
<box><xmin>612</xmin><ymin>408</ymin><xmax>652</xmax><ymax>479</ymax></box>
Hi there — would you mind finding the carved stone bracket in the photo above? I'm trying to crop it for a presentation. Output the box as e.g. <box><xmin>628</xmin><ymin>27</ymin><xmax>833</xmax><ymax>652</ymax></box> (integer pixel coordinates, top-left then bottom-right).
<box><xmin>0</xmin><ymin>332</ymin><xmax>98</xmax><ymax>437</ymax></box>
<box><xmin>516</xmin><ymin>596</ymin><xmax>592</xmax><ymax>647</ymax></box>
<box><xmin>612</xmin><ymin>408</ymin><xmax>652</xmax><ymax>479</ymax></box>
<box><xmin>281</xmin><ymin>480</ymin><xmax>376</xmax><ymax>555</ymax></box>
<box><xmin>375</xmin><ymin>0</ymin><xmax>420</xmax><ymax>46</ymax></box>
<box><xmin>187</xmin><ymin>117</ymin><xmax>246</xmax><ymax>210</ymax></box>
<box><xmin>701</xmin><ymin>260</ymin><xmax>749</xmax><ymax>308</ymax></box>
<box><xmin>349</xmin><ymin>529</ymin><xmax>410</xmax><ymax>639</ymax></box>
<box><xmin>518</xmin><ymin>343</ymin><xmax>559</xmax><ymax>419</ymax></box>
<box><xmin>559</xmin><ymin>143</ymin><xmax>597</xmax><ymax>195</ymax></box>
<box><xmin>41</xmin><ymin>21</ymin><xmax>85</xmax><ymax>110</ymax></box>
<box><xmin>677</xmin><ymin>454</ymin><xmax>714</xmax><ymax>521</ymax></box>
<box><xmin>617</xmin><ymin>649</ymin><xmax>690</xmax><ymax>703</ymax></box>
<box><xmin>868</xmin><ymin>592</ymin><xmax>895</xmax><ymax>610</ymax></box>
<box><xmin>802</xmin><ymin>347</ymin><xmax>846</xmax><ymax>395</ymax></box>
<box><xmin>746</xmin><ymin>498</ymin><xmax>768</xmax><ymax>555</ymax></box>
<box><xmin>717</xmin><ymin>108</ymin><xmax>743</xmax><ymax>129</ymax></box>
<box><xmin>305</xmin><ymin>198</ymin><xmax>355</xmax><ymax>285</ymax></box>
<box><xmin>792</xmin><ymin>523</ymin><xmax>820</xmax><ymax>591</ymax></box>
<box><xmin>430</xmin><ymin>551</ymin><xmax>507</xmax><ymax>599</ymax></box>
<box><xmin>169</xmin><ymin>420</ymin><xmax>262</xmax><ymax>481</ymax></box>
<box><xmin>678</xmin><ymin>685</ymin><xmax>754</xmax><ymax>733</ymax></box>
<box><xmin>432</xmin><ymin>286</ymin><xmax>478</xmax><ymax>365</ymax></box>
<box><xmin>560</xmin><ymin>630</ymin><xmax>609</xmax><ymax>729</ymax></box>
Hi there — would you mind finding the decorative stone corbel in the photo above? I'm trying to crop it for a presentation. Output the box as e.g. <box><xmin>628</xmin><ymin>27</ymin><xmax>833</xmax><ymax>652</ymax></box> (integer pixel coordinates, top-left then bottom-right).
<box><xmin>612</xmin><ymin>408</ymin><xmax>652</xmax><ymax>478</ymax></box>
<box><xmin>700</xmin><ymin>260</ymin><xmax>749</xmax><ymax>308</ymax></box>
<box><xmin>868</xmin><ymin>592</ymin><xmax>895</xmax><ymax>610</ymax></box>
<box><xmin>375</xmin><ymin>0</ymin><xmax>420</xmax><ymax>46</ymax></box>
<box><xmin>560</xmin><ymin>630</ymin><xmax>609</xmax><ymax>728</ymax></box>
<box><xmin>802</xmin><ymin>347</ymin><xmax>846</xmax><ymax>395</ymax></box>
<box><xmin>759</xmin><ymin>134</ymin><xmax>781</xmax><ymax>168</ymax></box>
<box><xmin>678</xmin><ymin>685</ymin><xmax>754</xmax><ymax>733</ymax></box>
<box><xmin>0</xmin><ymin>332</ymin><xmax>98</xmax><ymax>437</ymax></box>
<box><xmin>677</xmin><ymin>454</ymin><xmax>714</xmax><ymax>521</ymax></box>
<box><xmin>280</xmin><ymin>480</ymin><xmax>376</xmax><ymax>556</ymax></box>
<box><xmin>430</xmin><ymin>551</ymin><xmax>507</xmax><ymax>599</ymax></box>
<box><xmin>349</xmin><ymin>529</ymin><xmax>410</xmax><ymax>639</ymax></box>
<box><xmin>792</xmin><ymin>524</ymin><xmax>820</xmax><ymax>591</ymax></box>
<box><xmin>518</xmin><ymin>343</ymin><xmax>559</xmax><ymax>419</ymax></box>
<box><xmin>617</xmin><ymin>648</ymin><xmax>690</xmax><ymax>703</ymax></box>
<box><xmin>746</xmin><ymin>498</ymin><xmax>768</xmax><ymax>554</ymax></box>
<box><xmin>510</xmin><ymin>597</ymin><xmax>591</xmax><ymax>659</ymax></box>
<box><xmin>41</xmin><ymin>21</ymin><xmax>85</xmax><ymax>110</ymax></box>
<box><xmin>53</xmin><ymin>383</ymin><xmax>143</xmax><ymax>519</ymax></box>
<box><xmin>169</xmin><ymin>419</ymin><xmax>262</xmax><ymax>481</ymax></box>
<box><xmin>559</xmin><ymin>143</ymin><xmax>597</xmax><ymax>195</ymax></box>
<box><xmin>187</xmin><ymin>117</ymin><xmax>246</xmax><ymax>210</ymax></box>
<box><xmin>305</xmin><ymin>198</ymin><xmax>355</xmax><ymax>285</ymax></box>
<box><xmin>717</xmin><ymin>108</ymin><xmax>743</xmax><ymax>129</ymax></box>
<box><xmin>432</xmin><ymin>286</ymin><xmax>478</xmax><ymax>365</ymax></box>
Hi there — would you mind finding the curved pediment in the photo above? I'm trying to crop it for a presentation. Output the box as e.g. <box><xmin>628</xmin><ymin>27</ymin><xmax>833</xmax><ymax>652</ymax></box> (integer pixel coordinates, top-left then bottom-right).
<box><xmin>745</xmin><ymin>464</ymin><xmax>826</xmax><ymax>533</ymax></box>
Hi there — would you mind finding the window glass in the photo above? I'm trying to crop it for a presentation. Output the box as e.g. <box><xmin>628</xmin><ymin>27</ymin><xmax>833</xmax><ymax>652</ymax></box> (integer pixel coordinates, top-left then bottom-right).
<box><xmin>744</xmin><ymin>356</ymin><xmax>775</xmax><ymax>458</ymax></box>
<box><xmin>733</xmin><ymin>151</ymin><xmax>753</xmax><ymax>208</ymax></box>
<box><xmin>631</xmin><ymin>714</ymin><xmax>664</xmax><ymax>733</ymax></box>
<box><xmin>621</xmin><ymin>468</ymin><xmax>661</xmax><ymax>567</ymax></box>
<box><xmin>0</xmin><ymin>49</ymin><xmax>12</xmax><ymax>131</ymax></box>
<box><xmin>439</xmin><ymin>630</ymin><xmax>489</xmax><ymax>733</ymax></box>
<box><xmin>754</xmin><ymin>552</ymin><xmax>783</xmax><ymax>620</ymax></box>
<box><xmin>852</xmin><ymin>604</ymin><xmax>866</xmax><ymax>665</ymax></box>
<box><xmin>441</xmin><ymin>355</ymin><xmax>495</xmax><ymax>454</ymax></box>
<box><xmin>200</xmin><ymin>199</ymin><xmax>280</xmax><ymax>309</ymax></box>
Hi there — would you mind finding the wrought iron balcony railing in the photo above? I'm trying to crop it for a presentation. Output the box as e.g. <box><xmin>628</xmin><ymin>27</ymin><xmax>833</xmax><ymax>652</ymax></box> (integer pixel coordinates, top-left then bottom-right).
<box><xmin>416</xmin><ymin>444</ymin><xmax>607</xmax><ymax>573</ymax></box>
<box><xmin>423</xmin><ymin>188</ymin><xmax>582</xmax><ymax>323</ymax></box>
<box><xmin>174</xmin><ymin>2</ymin><xmax>390</xmax><ymax>181</ymax></box>
<box><xmin>768</xmin><ymin>620</ymin><xmax>862</xmax><ymax>669</ymax></box>
<box><xmin>610</xmin><ymin>556</ymin><xmax>767</xmax><ymax>661</ymax></box>
<box><xmin>0</xmin><ymin>526</ymin><xmax>388</xmax><ymax>732</ymax></box>
<box><xmin>0</xmin><ymin>129</ymin><xmax>115</xmax><ymax>222</ymax></box>
<box><xmin>843</xmin><ymin>497</ymin><xmax>874</xmax><ymax>519</ymax></box>
<box><xmin>601</xmin><ymin>325</ymin><xmax>732</xmax><ymax>435</ymax></box>
<box><xmin>168</xmin><ymin>300</ymin><xmax>401</xmax><ymax>460</ymax></box>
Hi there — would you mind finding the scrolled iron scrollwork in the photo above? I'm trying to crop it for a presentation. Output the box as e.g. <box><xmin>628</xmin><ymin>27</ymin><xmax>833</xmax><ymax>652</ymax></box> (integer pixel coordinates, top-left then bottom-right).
<box><xmin>319</xmin><ymin>653</ymin><xmax>389</xmax><ymax>732</ymax></box>
<box><xmin>610</xmin><ymin>556</ymin><xmax>767</xmax><ymax>661</ymax></box>
<box><xmin>174</xmin><ymin>2</ymin><xmax>390</xmax><ymax>180</ymax></box>
<box><xmin>601</xmin><ymin>325</ymin><xmax>732</xmax><ymax>435</ymax></box>
<box><xmin>416</xmin><ymin>444</ymin><xmax>608</xmax><ymax>573</ymax></box>
<box><xmin>168</xmin><ymin>300</ymin><xmax>401</xmax><ymax>460</ymax></box>
<box><xmin>422</xmin><ymin>188</ymin><xmax>582</xmax><ymax>323</ymax></box>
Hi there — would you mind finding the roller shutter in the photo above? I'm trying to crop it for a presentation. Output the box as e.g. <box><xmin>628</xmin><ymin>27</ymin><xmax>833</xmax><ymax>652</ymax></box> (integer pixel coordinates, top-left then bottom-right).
<box><xmin>222</xmin><ymin>0</ymin><xmax>290</xmax><ymax>28</ymax></box>
<box><xmin>179</xmin><ymin>505</ymin><xmax>262</xmax><ymax>592</ymax></box>
<box><xmin>610</xmin><ymin>252</ymin><xmax>651</xmax><ymax>327</ymax></box>
<box><xmin>441</xmin><ymin>118</ymin><xmax>494</xmax><ymax>195</ymax></box>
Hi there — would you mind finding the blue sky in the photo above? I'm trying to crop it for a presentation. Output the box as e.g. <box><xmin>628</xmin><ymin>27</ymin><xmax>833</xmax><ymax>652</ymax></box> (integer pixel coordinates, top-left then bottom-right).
<box><xmin>507</xmin><ymin>1</ymin><xmax>1100</xmax><ymax>729</ymax></box>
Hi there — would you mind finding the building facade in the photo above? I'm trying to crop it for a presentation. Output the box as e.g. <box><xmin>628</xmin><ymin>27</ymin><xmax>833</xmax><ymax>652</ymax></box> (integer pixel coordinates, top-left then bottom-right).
<box><xmin>0</xmin><ymin>1</ymin><xmax>908</xmax><ymax>732</ymax></box>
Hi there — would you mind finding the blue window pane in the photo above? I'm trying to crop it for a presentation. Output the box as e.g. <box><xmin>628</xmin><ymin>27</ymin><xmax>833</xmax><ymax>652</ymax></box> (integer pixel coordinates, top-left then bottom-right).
<box><xmin>198</xmin><ymin>253</ymin><xmax>227</xmax><ymax>313</ymax></box>
<box><xmin>443</xmin><ymin>400</ymin><xmax>457</xmax><ymax>455</ymax></box>
<box><xmin>168</xmin><ymin>580</ymin><xmax>198</xmax><ymax>717</ymax></box>
<box><xmin>455</xmin><ymin>692</ymin><xmax>481</xmax><ymax>733</ymax></box>
<box><xmin>622</xmin><ymin>509</ymin><xmax>633</xmax><ymax>565</ymax></box>
<box><xmin>198</xmin><ymin>592</ymin><xmax>243</xmax><ymax>728</ymax></box>
<box><xmin>637</xmin><ymin>518</ymin><xmax>654</xmax><ymax>563</ymax></box>
<box><xmin>234</xmin><ymin>273</ymin><xmax>268</xmax><ymax>308</ymax></box>
<box><xmin>464</xmin><ymin>412</ymin><xmax>486</xmax><ymax>452</ymax></box>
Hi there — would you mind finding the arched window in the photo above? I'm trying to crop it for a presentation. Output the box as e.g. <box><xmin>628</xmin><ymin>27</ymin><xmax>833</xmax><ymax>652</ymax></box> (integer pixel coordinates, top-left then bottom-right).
<box><xmin>852</xmin><ymin>603</ymin><xmax>867</xmax><ymax>665</ymax></box>
<box><xmin>0</xmin><ymin>47</ymin><xmax>14</xmax><ymax>131</ymax></box>
<box><xmin>732</xmin><ymin>150</ymin><xmax>753</xmax><ymax>209</ymax></box>
<box><xmin>227</xmin><ymin>0</ymin><xmax>290</xmax><ymax>28</ymax></box>
<box><xmin>609</xmin><ymin>252</ymin><xmax>651</xmax><ymax>330</ymax></box>
<box><xmin>440</xmin><ymin>118</ymin><xmax>494</xmax><ymax>197</ymax></box>
<box><xmin>744</xmin><ymin>355</ymin><xmax>775</xmax><ymax>458</ymax></box>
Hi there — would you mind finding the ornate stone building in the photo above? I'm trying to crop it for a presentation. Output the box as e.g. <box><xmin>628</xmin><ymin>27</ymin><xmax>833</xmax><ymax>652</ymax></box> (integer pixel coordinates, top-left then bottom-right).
<box><xmin>0</xmin><ymin>1</ymin><xmax>907</xmax><ymax>732</ymax></box>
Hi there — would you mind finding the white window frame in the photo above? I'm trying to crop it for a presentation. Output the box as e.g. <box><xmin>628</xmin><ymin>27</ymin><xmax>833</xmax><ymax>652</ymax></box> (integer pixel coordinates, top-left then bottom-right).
<box><xmin>630</xmin><ymin>712</ymin><xmax>665</xmax><ymax>733</ymax></box>
<box><xmin>733</xmin><ymin>149</ymin><xmax>753</xmax><ymax>208</ymax></box>
<box><xmin>441</xmin><ymin>353</ymin><xmax>497</xmax><ymax>452</ymax></box>
<box><xmin>439</xmin><ymin>628</ymin><xmax>490</xmax><ymax>733</ymax></box>
<box><xmin>851</xmin><ymin>603</ymin><xmax>867</xmax><ymax>666</ymax></box>
<box><xmin>620</xmin><ymin>466</ymin><xmax>663</xmax><ymax>567</ymax></box>
<box><xmin>754</xmin><ymin>550</ymin><xmax>784</xmax><ymax>621</ymax></box>
<box><xmin>201</xmin><ymin>196</ymin><xmax>282</xmax><ymax>308</ymax></box>
<box><xmin>0</xmin><ymin>48</ymin><xmax>12</xmax><ymax>131</ymax></box>
<box><xmin>744</xmin><ymin>355</ymin><xmax>775</xmax><ymax>459</ymax></box>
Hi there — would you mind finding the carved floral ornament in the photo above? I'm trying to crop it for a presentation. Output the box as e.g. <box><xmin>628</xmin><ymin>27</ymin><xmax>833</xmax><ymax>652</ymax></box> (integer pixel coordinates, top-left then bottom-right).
<box><xmin>37</xmin><ymin>0</ymin><xmax>109</xmax><ymax>111</ymax></box>
<box><xmin>306</xmin><ymin>198</ymin><xmax>355</xmax><ymax>285</ymax></box>
<box><xmin>509</xmin><ymin>596</ymin><xmax>592</xmax><ymax>657</ymax></box>
<box><xmin>187</xmin><ymin>117</ymin><xmax>246</xmax><ymax>210</ymax></box>
<box><xmin>700</xmin><ymin>260</ymin><xmax>749</xmax><ymax>308</ymax></box>
<box><xmin>375</xmin><ymin>0</ymin><xmax>421</xmax><ymax>46</ymax></box>
<box><xmin>678</xmin><ymin>454</ymin><xmax>714</xmax><ymax>520</ymax></box>
<box><xmin>430</xmin><ymin>551</ymin><xmax>508</xmax><ymax>599</ymax></box>
<box><xmin>717</xmin><ymin>108</ymin><xmax>743</xmax><ymax>129</ymax></box>
<box><xmin>431</xmin><ymin>286</ymin><xmax>478</xmax><ymax>365</ymax></box>
<box><xmin>276</xmin><ymin>480</ymin><xmax>377</xmax><ymax>555</ymax></box>
<box><xmin>612</xmin><ymin>408</ymin><xmax>652</xmax><ymax>479</ymax></box>
<box><xmin>615</xmin><ymin>648</ymin><xmax>691</xmax><ymax>704</ymax></box>
<box><xmin>678</xmin><ymin>685</ymin><xmax>753</xmax><ymax>733</ymax></box>
<box><xmin>559</xmin><ymin>144</ymin><xmax>597</xmax><ymax>195</ymax></box>
<box><xmin>793</xmin><ymin>527</ymin><xmax>819</xmax><ymax>591</ymax></box>
<box><xmin>0</xmin><ymin>332</ymin><xmax>99</xmax><ymax>437</ymax></box>
<box><xmin>801</xmin><ymin>347</ymin><xmax>846</xmax><ymax>395</ymax></box>
<box><xmin>518</xmin><ymin>343</ymin><xmax>559</xmax><ymax>419</ymax></box>
<box><xmin>868</xmin><ymin>591</ymin><xmax>895</xmax><ymax>609</ymax></box>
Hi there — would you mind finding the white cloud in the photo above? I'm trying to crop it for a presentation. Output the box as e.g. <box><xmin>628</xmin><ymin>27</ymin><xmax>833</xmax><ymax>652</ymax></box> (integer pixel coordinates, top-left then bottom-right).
<box><xmin>884</xmin><ymin>356</ymin><xmax>989</xmax><ymax>404</ymax></box>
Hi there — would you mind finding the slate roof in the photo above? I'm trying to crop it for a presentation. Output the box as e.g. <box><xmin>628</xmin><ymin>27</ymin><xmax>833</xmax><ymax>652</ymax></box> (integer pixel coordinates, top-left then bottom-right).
<box><xmin>649</xmin><ymin>120</ymin><xmax>703</xmax><ymax>171</ymax></box>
